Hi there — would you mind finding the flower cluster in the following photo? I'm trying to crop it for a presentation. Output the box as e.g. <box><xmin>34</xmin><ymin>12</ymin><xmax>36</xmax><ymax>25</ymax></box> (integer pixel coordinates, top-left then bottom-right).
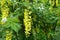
<box><xmin>24</xmin><ymin>9</ymin><xmax>32</xmax><ymax>37</ymax></box>
<box><xmin>49</xmin><ymin>0</ymin><xmax>58</xmax><ymax>7</ymax></box>
<box><xmin>1</xmin><ymin>6</ymin><xmax>9</xmax><ymax>24</ymax></box>
<box><xmin>1</xmin><ymin>1</ymin><xmax>12</xmax><ymax>40</ymax></box>
<box><xmin>6</xmin><ymin>30</ymin><xmax>12</xmax><ymax>40</ymax></box>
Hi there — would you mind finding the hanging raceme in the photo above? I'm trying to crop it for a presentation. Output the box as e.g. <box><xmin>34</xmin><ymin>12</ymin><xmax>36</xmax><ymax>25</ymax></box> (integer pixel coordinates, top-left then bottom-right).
<box><xmin>1</xmin><ymin>0</ymin><xmax>12</xmax><ymax>40</ymax></box>
<box><xmin>56</xmin><ymin>0</ymin><xmax>58</xmax><ymax>6</ymax></box>
<box><xmin>49</xmin><ymin>0</ymin><xmax>54</xmax><ymax>7</ymax></box>
<box><xmin>23</xmin><ymin>9</ymin><xmax>32</xmax><ymax>37</ymax></box>
<box><xmin>1</xmin><ymin>0</ymin><xmax>9</xmax><ymax>24</ymax></box>
<box><xmin>1</xmin><ymin>0</ymin><xmax>6</xmax><ymax>6</ymax></box>
<box><xmin>49</xmin><ymin>0</ymin><xmax>59</xmax><ymax>7</ymax></box>
<box><xmin>49</xmin><ymin>0</ymin><xmax>54</xmax><ymax>12</ymax></box>
<box><xmin>1</xmin><ymin>6</ymin><xmax>9</xmax><ymax>24</ymax></box>
<box><xmin>6</xmin><ymin>30</ymin><xmax>12</xmax><ymax>40</ymax></box>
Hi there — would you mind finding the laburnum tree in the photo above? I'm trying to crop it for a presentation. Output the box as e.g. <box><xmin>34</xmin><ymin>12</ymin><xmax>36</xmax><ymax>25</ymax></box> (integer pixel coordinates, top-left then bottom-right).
<box><xmin>0</xmin><ymin>0</ymin><xmax>60</xmax><ymax>40</ymax></box>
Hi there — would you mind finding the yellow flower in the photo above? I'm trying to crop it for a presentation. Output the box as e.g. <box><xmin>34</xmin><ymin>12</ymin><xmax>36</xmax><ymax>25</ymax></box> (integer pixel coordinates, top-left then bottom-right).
<box><xmin>56</xmin><ymin>0</ymin><xmax>58</xmax><ymax>6</ymax></box>
<box><xmin>49</xmin><ymin>0</ymin><xmax>54</xmax><ymax>7</ymax></box>
<box><xmin>1</xmin><ymin>0</ymin><xmax>6</xmax><ymax>6</ymax></box>
<box><xmin>6</xmin><ymin>30</ymin><xmax>12</xmax><ymax>40</ymax></box>
<box><xmin>24</xmin><ymin>9</ymin><xmax>32</xmax><ymax>37</ymax></box>
<box><xmin>1</xmin><ymin>6</ymin><xmax>9</xmax><ymax>24</ymax></box>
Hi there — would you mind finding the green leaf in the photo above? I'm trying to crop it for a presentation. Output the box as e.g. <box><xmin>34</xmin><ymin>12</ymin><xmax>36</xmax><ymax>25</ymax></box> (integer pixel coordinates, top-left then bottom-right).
<box><xmin>11</xmin><ymin>23</ymin><xmax>21</xmax><ymax>32</ymax></box>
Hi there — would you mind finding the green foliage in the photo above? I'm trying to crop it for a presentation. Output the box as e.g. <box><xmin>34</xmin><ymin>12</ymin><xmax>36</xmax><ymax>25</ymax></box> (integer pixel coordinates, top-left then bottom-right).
<box><xmin>0</xmin><ymin>0</ymin><xmax>60</xmax><ymax>40</ymax></box>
